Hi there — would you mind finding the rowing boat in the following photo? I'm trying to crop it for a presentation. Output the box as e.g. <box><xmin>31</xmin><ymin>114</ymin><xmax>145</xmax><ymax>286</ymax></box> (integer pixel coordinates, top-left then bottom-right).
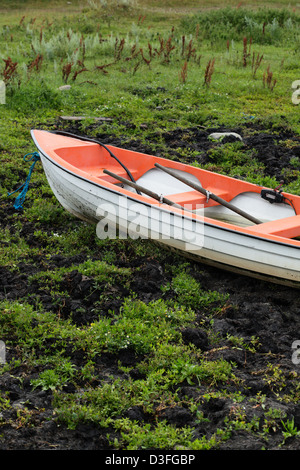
<box><xmin>31</xmin><ymin>129</ymin><xmax>300</xmax><ymax>287</ymax></box>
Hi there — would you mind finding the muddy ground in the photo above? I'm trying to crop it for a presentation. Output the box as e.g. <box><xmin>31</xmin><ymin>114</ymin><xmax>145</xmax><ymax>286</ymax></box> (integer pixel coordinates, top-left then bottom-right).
<box><xmin>1</xmin><ymin>120</ymin><xmax>300</xmax><ymax>451</ymax></box>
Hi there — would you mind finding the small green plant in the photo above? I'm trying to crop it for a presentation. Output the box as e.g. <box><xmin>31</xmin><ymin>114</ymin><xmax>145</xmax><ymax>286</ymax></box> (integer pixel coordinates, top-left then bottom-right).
<box><xmin>226</xmin><ymin>334</ymin><xmax>261</xmax><ymax>353</ymax></box>
<box><xmin>280</xmin><ymin>418</ymin><xmax>300</xmax><ymax>446</ymax></box>
<box><xmin>263</xmin><ymin>363</ymin><xmax>287</xmax><ymax>394</ymax></box>
<box><xmin>0</xmin><ymin>393</ymin><xmax>10</xmax><ymax>411</ymax></box>
<box><xmin>170</xmin><ymin>356</ymin><xmax>234</xmax><ymax>386</ymax></box>
<box><xmin>113</xmin><ymin>418</ymin><xmax>194</xmax><ymax>450</ymax></box>
<box><xmin>88</xmin><ymin>298</ymin><xmax>192</xmax><ymax>355</ymax></box>
<box><xmin>169</xmin><ymin>271</ymin><xmax>228</xmax><ymax>310</ymax></box>
<box><xmin>31</xmin><ymin>369</ymin><xmax>62</xmax><ymax>391</ymax></box>
<box><xmin>261</xmin><ymin>407</ymin><xmax>286</xmax><ymax>435</ymax></box>
<box><xmin>31</xmin><ymin>360</ymin><xmax>76</xmax><ymax>391</ymax></box>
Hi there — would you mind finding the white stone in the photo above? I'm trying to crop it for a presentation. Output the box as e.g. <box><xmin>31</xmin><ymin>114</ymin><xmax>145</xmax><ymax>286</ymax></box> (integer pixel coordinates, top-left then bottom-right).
<box><xmin>209</xmin><ymin>132</ymin><xmax>243</xmax><ymax>141</ymax></box>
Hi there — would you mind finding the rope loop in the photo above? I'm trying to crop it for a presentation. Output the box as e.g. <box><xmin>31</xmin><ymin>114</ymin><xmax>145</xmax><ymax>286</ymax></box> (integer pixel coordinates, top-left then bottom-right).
<box><xmin>23</xmin><ymin>151</ymin><xmax>40</xmax><ymax>163</ymax></box>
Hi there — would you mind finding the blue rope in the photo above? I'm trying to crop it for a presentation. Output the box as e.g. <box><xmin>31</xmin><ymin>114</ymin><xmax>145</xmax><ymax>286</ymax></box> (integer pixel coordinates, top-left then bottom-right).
<box><xmin>8</xmin><ymin>152</ymin><xmax>40</xmax><ymax>210</ymax></box>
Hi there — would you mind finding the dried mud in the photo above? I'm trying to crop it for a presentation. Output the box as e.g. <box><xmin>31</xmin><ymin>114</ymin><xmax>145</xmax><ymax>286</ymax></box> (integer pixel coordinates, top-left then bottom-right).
<box><xmin>1</xmin><ymin>121</ymin><xmax>300</xmax><ymax>451</ymax></box>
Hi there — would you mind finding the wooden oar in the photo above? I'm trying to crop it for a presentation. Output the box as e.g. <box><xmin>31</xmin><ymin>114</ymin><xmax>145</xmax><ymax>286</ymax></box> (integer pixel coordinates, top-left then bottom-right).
<box><xmin>103</xmin><ymin>169</ymin><xmax>188</xmax><ymax>211</ymax></box>
<box><xmin>154</xmin><ymin>163</ymin><xmax>262</xmax><ymax>225</ymax></box>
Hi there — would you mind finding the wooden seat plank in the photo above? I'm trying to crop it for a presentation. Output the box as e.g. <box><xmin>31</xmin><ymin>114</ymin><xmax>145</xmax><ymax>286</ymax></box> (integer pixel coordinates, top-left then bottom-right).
<box><xmin>248</xmin><ymin>214</ymin><xmax>300</xmax><ymax>238</ymax></box>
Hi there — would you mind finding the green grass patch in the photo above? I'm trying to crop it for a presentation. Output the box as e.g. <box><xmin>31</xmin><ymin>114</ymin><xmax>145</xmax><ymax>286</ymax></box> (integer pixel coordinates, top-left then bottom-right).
<box><xmin>181</xmin><ymin>7</ymin><xmax>300</xmax><ymax>45</ymax></box>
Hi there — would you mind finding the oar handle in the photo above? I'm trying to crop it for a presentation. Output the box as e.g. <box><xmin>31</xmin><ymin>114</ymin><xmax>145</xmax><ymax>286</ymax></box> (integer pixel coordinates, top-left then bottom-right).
<box><xmin>154</xmin><ymin>163</ymin><xmax>262</xmax><ymax>225</ymax></box>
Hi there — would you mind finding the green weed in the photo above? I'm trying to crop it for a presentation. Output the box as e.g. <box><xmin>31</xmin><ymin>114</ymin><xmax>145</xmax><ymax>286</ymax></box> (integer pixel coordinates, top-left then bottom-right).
<box><xmin>113</xmin><ymin>418</ymin><xmax>194</xmax><ymax>450</ymax></box>
<box><xmin>31</xmin><ymin>360</ymin><xmax>76</xmax><ymax>391</ymax></box>
<box><xmin>280</xmin><ymin>418</ymin><xmax>300</xmax><ymax>445</ymax></box>
<box><xmin>88</xmin><ymin>298</ymin><xmax>192</xmax><ymax>354</ymax></box>
<box><xmin>164</xmin><ymin>270</ymin><xmax>229</xmax><ymax>310</ymax></box>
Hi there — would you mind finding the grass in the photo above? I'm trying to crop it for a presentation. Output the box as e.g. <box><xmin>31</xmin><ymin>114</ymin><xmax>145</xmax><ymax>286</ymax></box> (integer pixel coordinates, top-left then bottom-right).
<box><xmin>1</xmin><ymin>0</ymin><xmax>300</xmax><ymax>450</ymax></box>
<box><xmin>0</xmin><ymin>2</ymin><xmax>299</xmax><ymax>131</ymax></box>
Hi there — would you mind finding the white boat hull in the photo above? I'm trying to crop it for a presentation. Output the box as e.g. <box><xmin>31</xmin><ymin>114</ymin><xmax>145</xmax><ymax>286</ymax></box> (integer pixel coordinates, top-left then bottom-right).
<box><xmin>39</xmin><ymin>151</ymin><xmax>300</xmax><ymax>287</ymax></box>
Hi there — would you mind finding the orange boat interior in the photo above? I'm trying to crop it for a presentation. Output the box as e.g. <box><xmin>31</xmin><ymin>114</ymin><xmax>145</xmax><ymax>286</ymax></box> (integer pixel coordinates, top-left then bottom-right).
<box><xmin>55</xmin><ymin>141</ymin><xmax>254</xmax><ymax>209</ymax></box>
<box><xmin>34</xmin><ymin>130</ymin><xmax>300</xmax><ymax>242</ymax></box>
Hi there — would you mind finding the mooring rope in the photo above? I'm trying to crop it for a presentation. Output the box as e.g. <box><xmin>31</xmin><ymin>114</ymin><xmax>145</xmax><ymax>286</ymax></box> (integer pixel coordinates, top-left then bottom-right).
<box><xmin>7</xmin><ymin>152</ymin><xmax>40</xmax><ymax>210</ymax></box>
